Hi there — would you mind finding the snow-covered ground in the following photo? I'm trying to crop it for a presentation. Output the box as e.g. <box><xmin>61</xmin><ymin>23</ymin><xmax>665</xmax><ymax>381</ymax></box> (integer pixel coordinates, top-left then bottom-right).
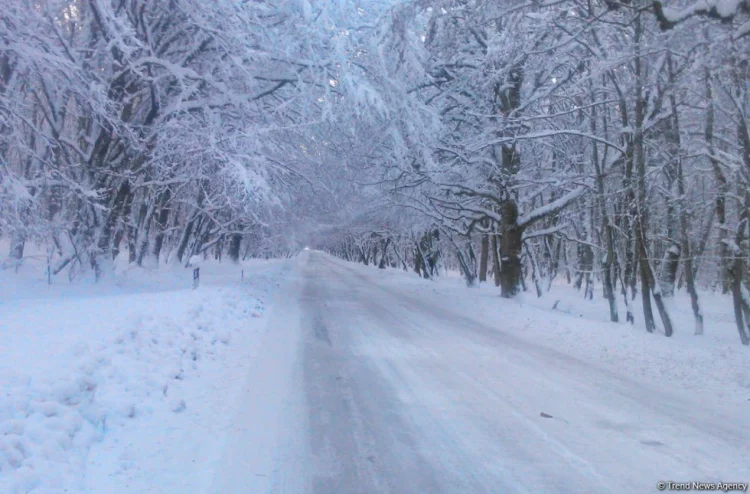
<box><xmin>2</xmin><ymin>250</ymin><xmax>748</xmax><ymax>493</ymax></box>
<box><xmin>287</xmin><ymin>253</ymin><xmax>750</xmax><ymax>492</ymax></box>
<box><xmin>350</xmin><ymin>261</ymin><xmax>750</xmax><ymax>407</ymax></box>
<box><xmin>0</xmin><ymin>255</ymin><xmax>294</xmax><ymax>494</ymax></box>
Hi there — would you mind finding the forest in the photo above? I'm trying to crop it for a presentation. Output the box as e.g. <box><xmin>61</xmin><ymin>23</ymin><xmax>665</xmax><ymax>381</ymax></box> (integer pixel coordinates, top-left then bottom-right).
<box><xmin>2</xmin><ymin>0</ymin><xmax>750</xmax><ymax>343</ymax></box>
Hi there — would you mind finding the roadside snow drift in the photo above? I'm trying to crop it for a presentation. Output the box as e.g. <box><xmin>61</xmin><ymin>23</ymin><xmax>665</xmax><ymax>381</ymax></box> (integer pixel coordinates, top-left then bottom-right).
<box><xmin>0</xmin><ymin>259</ymin><xmax>290</xmax><ymax>494</ymax></box>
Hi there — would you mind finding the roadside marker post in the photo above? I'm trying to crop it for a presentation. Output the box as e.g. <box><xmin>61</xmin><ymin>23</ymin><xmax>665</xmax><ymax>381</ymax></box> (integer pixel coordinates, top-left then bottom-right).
<box><xmin>193</xmin><ymin>267</ymin><xmax>200</xmax><ymax>289</ymax></box>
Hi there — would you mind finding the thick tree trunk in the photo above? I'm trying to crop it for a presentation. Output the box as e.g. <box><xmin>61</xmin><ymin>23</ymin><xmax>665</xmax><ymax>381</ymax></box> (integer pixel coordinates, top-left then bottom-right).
<box><xmin>229</xmin><ymin>233</ymin><xmax>243</xmax><ymax>263</ymax></box>
<box><xmin>659</xmin><ymin>243</ymin><xmax>681</xmax><ymax>298</ymax></box>
<box><xmin>498</xmin><ymin>201</ymin><xmax>524</xmax><ymax>298</ymax></box>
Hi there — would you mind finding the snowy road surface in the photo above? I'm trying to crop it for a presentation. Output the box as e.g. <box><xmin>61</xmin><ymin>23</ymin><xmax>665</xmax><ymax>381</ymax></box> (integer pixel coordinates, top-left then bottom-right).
<box><xmin>218</xmin><ymin>251</ymin><xmax>750</xmax><ymax>493</ymax></box>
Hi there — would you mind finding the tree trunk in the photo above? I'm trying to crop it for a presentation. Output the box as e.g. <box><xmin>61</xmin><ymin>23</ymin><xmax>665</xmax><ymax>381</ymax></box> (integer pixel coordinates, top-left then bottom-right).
<box><xmin>229</xmin><ymin>233</ymin><xmax>243</xmax><ymax>263</ymax></box>
<box><xmin>152</xmin><ymin>189</ymin><xmax>172</xmax><ymax>263</ymax></box>
<box><xmin>8</xmin><ymin>231</ymin><xmax>25</xmax><ymax>266</ymax></box>
<box><xmin>499</xmin><ymin>201</ymin><xmax>524</xmax><ymax>298</ymax></box>
<box><xmin>124</xmin><ymin>194</ymin><xmax>138</xmax><ymax>264</ymax></box>
<box><xmin>378</xmin><ymin>238</ymin><xmax>391</xmax><ymax>269</ymax></box>
<box><xmin>479</xmin><ymin>234</ymin><xmax>489</xmax><ymax>282</ymax></box>
<box><xmin>392</xmin><ymin>242</ymin><xmax>408</xmax><ymax>271</ymax></box>
<box><xmin>618</xmin><ymin>266</ymin><xmax>635</xmax><ymax>324</ymax></box>
<box><xmin>450</xmin><ymin>235</ymin><xmax>477</xmax><ymax>287</ymax></box>
<box><xmin>176</xmin><ymin>188</ymin><xmax>207</xmax><ymax>264</ymax></box>
<box><xmin>525</xmin><ymin>243</ymin><xmax>543</xmax><ymax>297</ymax></box>
<box><xmin>611</xmin><ymin>71</ymin><xmax>638</xmax><ymax>301</ymax></box>
<box><xmin>659</xmin><ymin>243</ymin><xmax>681</xmax><ymax>298</ymax></box>
<box><xmin>415</xmin><ymin>241</ymin><xmax>430</xmax><ymax>279</ymax></box>
<box><xmin>636</xmin><ymin>233</ymin><xmax>656</xmax><ymax>332</ymax></box>
<box><xmin>666</xmin><ymin>56</ymin><xmax>704</xmax><ymax>334</ymax></box>
<box><xmin>491</xmin><ymin>233</ymin><xmax>502</xmax><ymax>287</ymax></box>
<box><xmin>98</xmin><ymin>180</ymin><xmax>132</xmax><ymax>261</ymax></box>
<box><xmin>590</xmin><ymin>86</ymin><xmax>618</xmax><ymax>322</ymax></box>
<box><xmin>633</xmin><ymin>13</ymin><xmax>672</xmax><ymax>335</ymax></box>
<box><xmin>136</xmin><ymin>203</ymin><xmax>157</xmax><ymax>267</ymax></box>
<box><xmin>705</xmin><ymin>70</ymin><xmax>730</xmax><ymax>293</ymax></box>
<box><xmin>652</xmin><ymin>282</ymin><xmax>675</xmax><ymax>337</ymax></box>
<box><xmin>575</xmin><ymin>243</ymin><xmax>594</xmax><ymax>297</ymax></box>
<box><xmin>187</xmin><ymin>217</ymin><xmax>213</xmax><ymax>263</ymax></box>
<box><xmin>730</xmin><ymin>254</ymin><xmax>750</xmax><ymax>345</ymax></box>
<box><xmin>214</xmin><ymin>234</ymin><xmax>224</xmax><ymax>261</ymax></box>
<box><xmin>602</xmin><ymin>228</ymin><xmax>619</xmax><ymax>322</ymax></box>
<box><xmin>729</xmin><ymin>217</ymin><xmax>750</xmax><ymax>344</ymax></box>
<box><xmin>546</xmin><ymin>237</ymin><xmax>562</xmax><ymax>291</ymax></box>
<box><xmin>176</xmin><ymin>213</ymin><xmax>198</xmax><ymax>263</ymax></box>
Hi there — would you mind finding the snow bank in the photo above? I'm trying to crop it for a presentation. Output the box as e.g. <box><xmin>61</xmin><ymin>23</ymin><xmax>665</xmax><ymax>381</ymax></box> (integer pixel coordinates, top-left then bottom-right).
<box><xmin>0</xmin><ymin>258</ymin><xmax>290</xmax><ymax>494</ymax></box>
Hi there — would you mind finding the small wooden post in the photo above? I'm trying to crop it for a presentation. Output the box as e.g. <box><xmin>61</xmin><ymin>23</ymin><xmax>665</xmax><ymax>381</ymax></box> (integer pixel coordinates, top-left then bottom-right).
<box><xmin>193</xmin><ymin>267</ymin><xmax>200</xmax><ymax>289</ymax></box>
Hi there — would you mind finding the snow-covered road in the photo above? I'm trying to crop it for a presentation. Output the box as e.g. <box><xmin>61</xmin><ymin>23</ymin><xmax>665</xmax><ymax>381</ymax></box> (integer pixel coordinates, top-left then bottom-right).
<box><xmin>243</xmin><ymin>251</ymin><xmax>750</xmax><ymax>493</ymax></box>
<box><xmin>5</xmin><ymin>252</ymin><xmax>746</xmax><ymax>493</ymax></box>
